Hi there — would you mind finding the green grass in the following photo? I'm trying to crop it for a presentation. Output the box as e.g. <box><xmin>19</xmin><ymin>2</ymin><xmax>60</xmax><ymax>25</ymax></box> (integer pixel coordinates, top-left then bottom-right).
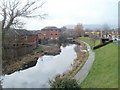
<box><xmin>75</xmin><ymin>37</ymin><xmax>101</xmax><ymax>49</ymax></box>
<box><xmin>76</xmin><ymin>37</ymin><xmax>118</xmax><ymax>88</ymax></box>
<box><xmin>117</xmin><ymin>41</ymin><xmax>120</xmax><ymax>44</ymax></box>
<box><xmin>32</xmin><ymin>45</ymin><xmax>44</xmax><ymax>54</ymax></box>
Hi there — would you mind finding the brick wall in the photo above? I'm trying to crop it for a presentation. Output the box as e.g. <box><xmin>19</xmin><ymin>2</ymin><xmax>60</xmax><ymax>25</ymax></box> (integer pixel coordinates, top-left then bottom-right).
<box><xmin>3</xmin><ymin>30</ymin><xmax>38</xmax><ymax>60</ymax></box>
<box><xmin>38</xmin><ymin>30</ymin><xmax>61</xmax><ymax>40</ymax></box>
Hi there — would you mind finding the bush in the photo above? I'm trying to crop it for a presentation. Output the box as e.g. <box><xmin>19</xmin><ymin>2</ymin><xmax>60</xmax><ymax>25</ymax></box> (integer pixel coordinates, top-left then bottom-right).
<box><xmin>39</xmin><ymin>39</ymin><xmax>48</xmax><ymax>45</ymax></box>
<box><xmin>49</xmin><ymin>77</ymin><xmax>80</xmax><ymax>88</ymax></box>
<box><xmin>93</xmin><ymin>40</ymin><xmax>113</xmax><ymax>50</ymax></box>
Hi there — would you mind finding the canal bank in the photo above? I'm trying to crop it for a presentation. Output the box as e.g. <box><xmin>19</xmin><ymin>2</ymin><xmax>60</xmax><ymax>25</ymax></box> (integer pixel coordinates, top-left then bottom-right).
<box><xmin>3</xmin><ymin>44</ymin><xmax>61</xmax><ymax>75</ymax></box>
<box><xmin>2</xmin><ymin>39</ymin><xmax>84</xmax><ymax>75</ymax></box>
<box><xmin>51</xmin><ymin>41</ymin><xmax>89</xmax><ymax>79</ymax></box>
<box><xmin>2</xmin><ymin>44</ymin><xmax>78</xmax><ymax>88</ymax></box>
<box><xmin>2</xmin><ymin>40</ymin><xmax>90</xmax><ymax>88</ymax></box>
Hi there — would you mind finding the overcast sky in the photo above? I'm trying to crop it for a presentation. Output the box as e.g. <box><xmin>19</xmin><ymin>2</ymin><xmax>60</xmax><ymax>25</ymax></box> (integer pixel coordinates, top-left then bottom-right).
<box><xmin>0</xmin><ymin>0</ymin><xmax>119</xmax><ymax>30</ymax></box>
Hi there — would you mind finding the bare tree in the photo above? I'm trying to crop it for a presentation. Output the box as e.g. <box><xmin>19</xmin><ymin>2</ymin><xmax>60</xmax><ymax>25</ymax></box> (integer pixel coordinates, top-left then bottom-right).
<box><xmin>0</xmin><ymin>0</ymin><xmax>46</xmax><ymax>39</ymax></box>
<box><xmin>74</xmin><ymin>23</ymin><xmax>84</xmax><ymax>37</ymax></box>
<box><xmin>60</xmin><ymin>26</ymin><xmax>67</xmax><ymax>32</ymax></box>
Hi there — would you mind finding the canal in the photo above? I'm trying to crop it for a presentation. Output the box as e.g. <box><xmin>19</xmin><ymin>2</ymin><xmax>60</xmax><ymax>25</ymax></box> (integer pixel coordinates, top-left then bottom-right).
<box><xmin>1</xmin><ymin>44</ymin><xmax>78</xmax><ymax>88</ymax></box>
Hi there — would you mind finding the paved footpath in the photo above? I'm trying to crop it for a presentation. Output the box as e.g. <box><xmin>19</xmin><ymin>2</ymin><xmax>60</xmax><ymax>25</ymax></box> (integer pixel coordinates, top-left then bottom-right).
<box><xmin>74</xmin><ymin>41</ymin><xmax>95</xmax><ymax>84</ymax></box>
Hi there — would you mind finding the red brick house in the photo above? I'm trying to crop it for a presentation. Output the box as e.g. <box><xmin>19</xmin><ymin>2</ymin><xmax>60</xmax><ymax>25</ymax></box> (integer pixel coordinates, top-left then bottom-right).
<box><xmin>3</xmin><ymin>29</ymin><xmax>38</xmax><ymax>59</ymax></box>
<box><xmin>4</xmin><ymin>29</ymin><xmax>38</xmax><ymax>48</ymax></box>
<box><xmin>38</xmin><ymin>26</ymin><xmax>61</xmax><ymax>40</ymax></box>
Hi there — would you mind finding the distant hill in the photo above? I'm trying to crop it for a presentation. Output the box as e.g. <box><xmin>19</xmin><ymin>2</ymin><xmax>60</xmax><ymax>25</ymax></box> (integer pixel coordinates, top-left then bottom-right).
<box><xmin>83</xmin><ymin>24</ymin><xmax>117</xmax><ymax>30</ymax></box>
<box><xmin>65</xmin><ymin>24</ymin><xmax>118</xmax><ymax>31</ymax></box>
<box><xmin>65</xmin><ymin>24</ymin><xmax>75</xmax><ymax>29</ymax></box>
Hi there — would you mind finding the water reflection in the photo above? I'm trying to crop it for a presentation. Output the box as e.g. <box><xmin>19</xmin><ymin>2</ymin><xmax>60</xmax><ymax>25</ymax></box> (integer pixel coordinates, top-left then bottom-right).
<box><xmin>2</xmin><ymin>44</ymin><xmax>77</xmax><ymax>88</ymax></box>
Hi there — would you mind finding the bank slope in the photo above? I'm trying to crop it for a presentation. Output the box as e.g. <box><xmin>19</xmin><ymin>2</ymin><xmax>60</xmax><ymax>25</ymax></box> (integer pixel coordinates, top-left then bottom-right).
<box><xmin>77</xmin><ymin>37</ymin><xmax>118</xmax><ymax>88</ymax></box>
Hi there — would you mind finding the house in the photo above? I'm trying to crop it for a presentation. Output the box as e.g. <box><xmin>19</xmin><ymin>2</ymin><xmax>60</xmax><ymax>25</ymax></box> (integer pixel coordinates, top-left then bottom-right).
<box><xmin>3</xmin><ymin>29</ymin><xmax>38</xmax><ymax>59</ymax></box>
<box><xmin>38</xmin><ymin>26</ymin><xmax>61</xmax><ymax>40</ymax></box>
<box><xmin>4</xmin><ymin>29</ymin><xmax>38</xmax><ymax>49</ymax></box>
<box><xmin>109</xmin><ymin>31</ymin><xmax>120</xmax><ymax>40</ymax></box>
<box><xmin>101</xmin><ymin>29</ymin><xmax>120</xmax><ymax>40</ymax></box>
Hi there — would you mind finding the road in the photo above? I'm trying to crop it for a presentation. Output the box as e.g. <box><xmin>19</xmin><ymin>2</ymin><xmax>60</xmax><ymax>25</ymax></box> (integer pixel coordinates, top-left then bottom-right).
<box><xmin>74</xmin><ymin>41</ymin><xmax>95</xmax><ymax>84</ymax></box>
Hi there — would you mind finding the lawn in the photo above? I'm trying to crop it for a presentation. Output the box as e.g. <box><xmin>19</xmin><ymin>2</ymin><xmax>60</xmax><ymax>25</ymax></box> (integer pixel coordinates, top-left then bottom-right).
<box><xmin>32</xmin><ymin>45</ymin><xmax>44</xmax><ymax>54</ymax></box>
<box><xmin>117</xmin><ymin>41</ymin><xmax>120</xmax><ymax>44</ymax></box>
<box><xmin>77</xmin><ymin>37</ymin><xmax>118</xmax><ymax>88</ymax></box>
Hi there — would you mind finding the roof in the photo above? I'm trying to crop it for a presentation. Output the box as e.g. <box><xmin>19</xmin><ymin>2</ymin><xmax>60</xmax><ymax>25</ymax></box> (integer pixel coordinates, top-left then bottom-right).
<box><xmin>41</xmin><ymin>26</ymin><xmax>61</xmax><ymax>31</ymax></box>
<box><xmin>6</xmin><ymin>29</ymin><xmax>37</xmax><ymax>36</ymax></box>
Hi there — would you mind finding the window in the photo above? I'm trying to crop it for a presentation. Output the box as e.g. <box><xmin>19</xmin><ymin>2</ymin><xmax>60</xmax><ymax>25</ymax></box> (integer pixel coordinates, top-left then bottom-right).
<box><xmin>25</xmin><ymin>36</ymin><xmax>28</xmax><ymax>40</ymax></box>
<box><xmin>13</xmin><ymin>44</ymin><xmax>15</xmax><ymax>46</ymax></box>
<box><xmin>15</xmin><ymin>35</ymin><xmax>18</xmax><ymax>41</ymax></box>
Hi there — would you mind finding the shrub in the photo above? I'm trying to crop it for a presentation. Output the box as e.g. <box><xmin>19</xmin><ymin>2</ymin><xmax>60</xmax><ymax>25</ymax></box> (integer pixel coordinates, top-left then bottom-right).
<box><xmin>39</xmin><ymin>38</ymin><xmax>48</xmax><ymax>45</ymax></box>
<box><xmin>49</xmin><ymin>77</ymin><xmax>80</xmax><ymax>88</ymax></box>
<box><xmin>93</xmin><ymin>40</ymin><xmax>113</xmax><ymax>50</ymax></box>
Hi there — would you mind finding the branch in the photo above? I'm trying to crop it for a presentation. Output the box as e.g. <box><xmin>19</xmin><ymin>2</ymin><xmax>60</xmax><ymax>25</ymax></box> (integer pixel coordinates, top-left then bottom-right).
<box><xmin>1</xmin><ymin>0</ymin><xmax>46</xmax><ymax>30</ymax></box>
<box><xmin>18</xmin><ymin>0</ymin><xmax>45</xmax><ymax>17</ymax></box>
<box><xmin>2</xmin><ymin>8</ymin><xmax>7</xmax><ymax>30</ymax></box>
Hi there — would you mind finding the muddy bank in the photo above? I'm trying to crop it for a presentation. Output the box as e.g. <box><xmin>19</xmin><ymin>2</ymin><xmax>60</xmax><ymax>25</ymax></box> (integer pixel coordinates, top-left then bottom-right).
<box><xmin>42</xmin><ymin>44</ymin><xmax>61</xmax><ymax>55</ymax></box>
<box><xmin>3</xmin><ymin>45</ymin><xmax>61</xmax><ymax>75</ymax></box>
<box><xmin>2</xmin><ymin>41</ymin><xmax>82</xmax><ymax>75</ymax></box>
<box><xmin>3</xmin><ymin>51</ymin><xmax>44</xmax><ymax>75</ymax></box>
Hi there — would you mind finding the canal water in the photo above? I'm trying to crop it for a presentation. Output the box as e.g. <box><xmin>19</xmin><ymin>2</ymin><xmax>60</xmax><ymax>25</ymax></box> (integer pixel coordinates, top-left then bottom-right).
<box><xmin>1</xmin><ymin>44</ymin><xmax>77</xmax><ymax>88</ymax></box>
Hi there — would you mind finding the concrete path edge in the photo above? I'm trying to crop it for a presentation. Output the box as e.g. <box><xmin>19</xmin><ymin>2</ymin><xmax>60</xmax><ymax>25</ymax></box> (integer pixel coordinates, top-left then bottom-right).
<box><xmin>74</xmin><ymin>41</ymin><xmax>95</xmax><ymax>84</ymax></box>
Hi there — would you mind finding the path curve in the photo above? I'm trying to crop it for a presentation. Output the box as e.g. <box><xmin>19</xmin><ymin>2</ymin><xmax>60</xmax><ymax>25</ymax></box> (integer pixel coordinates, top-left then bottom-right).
<box><xmin>74</xmin><ymin>41</ymin><xmax>95</xmax><ymax>84</ymax></box>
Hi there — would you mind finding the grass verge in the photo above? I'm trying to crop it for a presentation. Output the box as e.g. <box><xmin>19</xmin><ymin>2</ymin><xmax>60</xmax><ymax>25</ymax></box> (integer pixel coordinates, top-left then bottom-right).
<box><xmin>31</xmin><ymin>45</ymin><xmax>44</xmax><ymax>54</ymax></box>
<box><xmin>77</xmin><ymin>37</ymin><xmax>118</xmax><ymax>88</ymax></box>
